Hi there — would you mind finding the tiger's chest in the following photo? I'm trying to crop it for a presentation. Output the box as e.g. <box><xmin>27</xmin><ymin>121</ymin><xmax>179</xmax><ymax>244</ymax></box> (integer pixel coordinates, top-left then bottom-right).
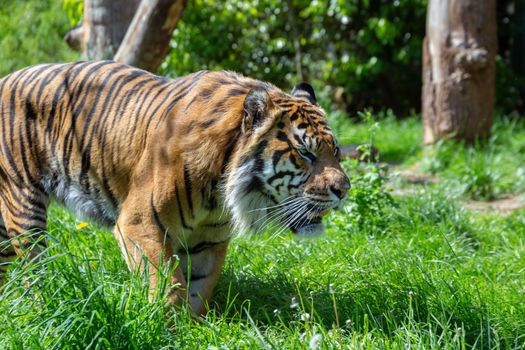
<box><xmin>175</xmin><ymin>193</ymin><xmax>232</xmax><ymax>252</ymax></box>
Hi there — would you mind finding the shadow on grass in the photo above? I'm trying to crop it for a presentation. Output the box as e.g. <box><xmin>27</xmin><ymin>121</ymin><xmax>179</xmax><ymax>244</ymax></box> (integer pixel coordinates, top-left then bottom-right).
<box><xmin>214</xmin><ymin>268</ymin><xmax>426</xmax><ymax>330</ymax></box>
<box><xmin>213</xmin><ymin>265</ymin><xmax>505</xmax><ymax>348</ymax></box>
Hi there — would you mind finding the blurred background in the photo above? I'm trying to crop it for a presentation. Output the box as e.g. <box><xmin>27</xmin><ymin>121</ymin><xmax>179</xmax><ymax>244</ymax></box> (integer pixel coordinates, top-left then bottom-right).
<box><xmin>0</xmin><ymin>0</ymin><xmax>523</xmax><ymax>119</ymax></box>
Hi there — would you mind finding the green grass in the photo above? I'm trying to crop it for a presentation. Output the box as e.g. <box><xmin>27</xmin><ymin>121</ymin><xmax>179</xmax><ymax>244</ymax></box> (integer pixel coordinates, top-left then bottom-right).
<box><xmin>419</xmin><ymin>118</ymin><xmax>525</xmax><ymax>200</ymax></box>
<box><xmin>1</xmin><ymin>116</ymin><xmax>524</xmax><ymax>349</ymax></box>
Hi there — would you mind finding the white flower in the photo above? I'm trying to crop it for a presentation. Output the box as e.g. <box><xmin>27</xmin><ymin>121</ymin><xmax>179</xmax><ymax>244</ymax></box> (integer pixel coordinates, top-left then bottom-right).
<box><xmin>309</xmin><ymin>333</ymin><xmax>322</xmax><ymax>349</ymax></box>
<box><xmin>301</xmin><ymin>312</ymin><xmax>311</xmax><ymax>321</ymax></box>
<box><xmin>290</xmin><ymin>297</ymin><xmax>299</xmax><ymax>309</ymax></box>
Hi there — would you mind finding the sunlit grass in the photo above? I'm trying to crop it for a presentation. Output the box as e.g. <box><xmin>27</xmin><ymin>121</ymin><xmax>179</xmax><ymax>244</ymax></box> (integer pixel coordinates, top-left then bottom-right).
<box><xmin>1</xmin><ymin>115</ymin><xmax>524</xmax><ymax>349</ymax></box>
<box><xmin>0</xmin><ymin>192</ymin><xmax>524</xmax><ymax>349</ymax></box>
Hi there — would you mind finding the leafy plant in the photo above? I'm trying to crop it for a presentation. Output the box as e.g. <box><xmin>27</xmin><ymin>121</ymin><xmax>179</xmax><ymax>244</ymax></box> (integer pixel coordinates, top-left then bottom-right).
<box><xmin>341</xmin><ymin>111</ymin><xmax>397</xmax><ymax>232</ymax></box>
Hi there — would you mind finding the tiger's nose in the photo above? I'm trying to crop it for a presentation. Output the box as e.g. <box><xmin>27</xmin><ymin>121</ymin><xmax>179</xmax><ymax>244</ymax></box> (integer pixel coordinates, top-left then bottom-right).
<box><xmin>329</xmin><ymin>178</ymin><xmax>350</xmax><ymax>199</ymax></box>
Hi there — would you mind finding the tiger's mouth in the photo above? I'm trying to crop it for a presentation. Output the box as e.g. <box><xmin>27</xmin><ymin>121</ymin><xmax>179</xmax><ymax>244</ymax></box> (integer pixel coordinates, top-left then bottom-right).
<box><xmin>287</xmin><ymin>207</ymin><xmax>328</xmax><ymax>237</ymax></box>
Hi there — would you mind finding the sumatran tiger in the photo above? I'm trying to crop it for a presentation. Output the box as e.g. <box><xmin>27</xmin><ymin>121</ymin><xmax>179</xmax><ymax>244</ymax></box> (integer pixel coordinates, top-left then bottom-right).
<box><xmin>0</xmin><ymin>61</ymin><xmax>350</xmax><ymax>315</ymax></box>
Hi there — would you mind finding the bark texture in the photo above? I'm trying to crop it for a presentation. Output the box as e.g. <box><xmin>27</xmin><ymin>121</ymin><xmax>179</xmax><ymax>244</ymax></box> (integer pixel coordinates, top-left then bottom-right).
<box><xmin>83</xmin><ymin>0</ymin><xmax>140</xmax><ymax>60</ymax></box>
<box><xmin>65</xmin><ymin>0</ymin><xmax>186</xmax><ymax>72</ymax></box>
<box><xmin>114</xmin><ymin>0</ymin><xmax>187</xmax><ymax>72</ymax></box>
<box><xmin>422</xmin><ymin>0</ymin><xmax>497</xmax><ymax>144</ymax></box>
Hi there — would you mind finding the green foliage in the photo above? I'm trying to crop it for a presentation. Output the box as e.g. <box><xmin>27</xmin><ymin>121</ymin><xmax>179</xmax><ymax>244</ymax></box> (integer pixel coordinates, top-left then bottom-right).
<box><xmin>62</xmin><ymin>0</ymin><xmax>83</xmax><ymax>26</ymax></box>
<box><xmin>163</xmin><ymin>0</ymin><xmax>427</xmax><ymax>115</ymax></box>
<box><xmin>343</xmin><ymin>161</ymin><xmax>396</xmax><ymax>233</ymax></box>
<box><xmin>0</xmin><ymin>0</ymin><xmax>78</xmax><ymax>78</ymax></box>
<box><xmin>340</xmin><ymin>112</ymin><xmax>397</xmax><ymax>232</ymax></box>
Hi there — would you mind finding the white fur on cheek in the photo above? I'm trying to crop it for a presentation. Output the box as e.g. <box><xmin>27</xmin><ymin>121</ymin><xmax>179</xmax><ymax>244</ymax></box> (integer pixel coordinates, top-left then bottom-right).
<box><xmin>225</xmin><ymin>160</ymin><xmax>272</xmax><ymax>235</ymax></box>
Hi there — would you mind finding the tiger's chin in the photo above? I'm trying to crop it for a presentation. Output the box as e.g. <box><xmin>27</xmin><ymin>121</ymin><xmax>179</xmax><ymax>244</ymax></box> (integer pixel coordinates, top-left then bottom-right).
<box><xmin>289</xmin><ymin>216</ymin><xmax>325</xmax><ymax>237</ymax></box>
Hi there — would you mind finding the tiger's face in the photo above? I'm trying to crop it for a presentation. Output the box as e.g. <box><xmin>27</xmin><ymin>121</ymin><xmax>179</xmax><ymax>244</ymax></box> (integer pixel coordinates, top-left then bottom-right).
<box><xmin>226</xmin><ymin>83</ymin><xmax>350</xmax><ymax>237</ymax></box>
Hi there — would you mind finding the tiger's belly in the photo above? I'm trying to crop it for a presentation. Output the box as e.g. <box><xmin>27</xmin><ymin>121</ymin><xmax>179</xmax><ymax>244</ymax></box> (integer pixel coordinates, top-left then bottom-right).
<box><xmin>40</xmin><ymin>173</ymin><xmax>118</xmax><ymax>227</ymax></box>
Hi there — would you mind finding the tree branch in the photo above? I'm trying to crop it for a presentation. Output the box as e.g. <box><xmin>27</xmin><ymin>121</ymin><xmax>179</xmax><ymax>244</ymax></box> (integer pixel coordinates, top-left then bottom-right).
<box><xmin>64</xmin><ymin>25</ymin><xmax>84</xmax><ymax>51</ymax></box>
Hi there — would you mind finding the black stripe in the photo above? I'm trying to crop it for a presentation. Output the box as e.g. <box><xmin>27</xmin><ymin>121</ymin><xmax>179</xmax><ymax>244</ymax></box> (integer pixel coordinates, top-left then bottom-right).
<box><xmin>10</xmin><ymin>214</ymin><xmax>47</xmax><ymax>227</ymax></box>
<box><xmin>183</xmin><ymin>163</ymin><xmax>194</xmax><ymax>217</ymax></box>
<box><xmin>184</xmin><ymin>94</ymin><xmax>199</xmax><ymax>111</ymax></box>
<box><xmin>293</xmin><ymin>134</ymin><xmax>304</xmax><ymax>146</ymax></box>
<box><xmin>288</xmin><ymin>178</ymin><xmax>308</xmax><ymax>190</ymax></box>
<box><xmin>153</xmin><ymin>71</ymin><xmax>209</xmax><ymax>128</ymax></box>
<box><xmin>221</xmin><ymin>133</ymin><xmax>239</xmax><ymax>173</ymax></box>
<box><xmin>272</xmin><ymin>148</ymin><xmax>290</xmax><ymax>169</ymax></box>
<box><xmin>175</xmin><ymin>186</ymin><xmax>192</xmax><ymax>230</ymax></box>
<box><xmin>252</xmin><ymin>140</ymin><xmax>268</xmax><ymax>172</ymax></box>
<box><xmin>189</xmin><ymin>273</ymin><xmax>209</xmax><ymax>282</ymax></box>
<box><xmin>277</xmin><ymin>131</ymin><xmax>289</xmax><ymax>142</ymax></box>
<box><xmin>201</xmin><ymin>118</ymin><xmax>217</xmax><ymax>128</ymax></box>
<box><xmin>245</xmin><ymin>177</ymin><xmax>263</xmax><ymax>193</ymax></box>
<box><xmin>6</xmin><ymin>204</ymin><xmax>46</xmax><ymax>223</ymax></box>
<box><xmin>267</xmin><ymin>170</ymin><xmax>299</xmax><ymax>185</ymax></box>
<box><xmin>186</xmin><ymin>240</ymin><xmax>227</xmax><ymax>255</ymax></box>
<box><xmin>154</xmin><ymin>78</ymin><xmax>202</xmax><ymax>127</ymax></box>
<box><xmin>210</xmin><ymin>101</ymin><xmax>228</xmax><ymax>116</ymax></box>
<box><xmin>150</xmin><ymin>194</ymin><xmax>169</xmax><ymax>234</ymax></box>
<box><xmin>202</xmin><ymin>221</ymin><xmax>230</xmax><ymax>228</ymax></box>
<box><xmin>228</xmin><ymin>88</ymin><xmax>246</xmax><ymax>96</ymax></box>
<box><xmin>278</xmin><ymin>102</ymin><xmax>299</xmax><ymax>109</ymax></box>
<box><xmin>200</xmin><ymin>88</ymin><xmax>214</xmax><ymax>101</ymax></box>
<box><xmin>302</xmin><ymin>108</ymin><xmax>323</xmax><ymax>117</ymax></box>
<box><xmin>143</xmin><ymin>76</ymin><xmax>189</xmax><ymax>133</ymax></box>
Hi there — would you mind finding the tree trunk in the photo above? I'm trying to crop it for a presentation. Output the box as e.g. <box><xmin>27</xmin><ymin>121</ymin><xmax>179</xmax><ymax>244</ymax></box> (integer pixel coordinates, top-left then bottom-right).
<box><xmin>114</xmin><ymin>0</ymin><xmax>186</xmax><ymax>72</ymax></box>
<box><xmin>422</xmin><ymin>0</ymin><xmax>497</xmax><ymax>144</ymax></box>
<box><xmin>65</xmin><ymin>0</ymin><xmax>186</xmax><ymax>72</ymax></box>
<box><xmin>84</xmin><ymin>0</ymin><xmax>140</xmax><ymax>60</ymax></box>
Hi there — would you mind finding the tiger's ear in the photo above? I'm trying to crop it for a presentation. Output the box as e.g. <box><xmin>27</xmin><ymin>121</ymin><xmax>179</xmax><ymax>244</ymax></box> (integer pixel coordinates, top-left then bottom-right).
<box><xmin>291</xmin><ymin>82</ymin><xmax>317</xmax><ymax>105</ymax></box>
<box><xmin>242</xmin><ymin>88</ymin><xmax>275</xmax><ymax>134</ymax></box>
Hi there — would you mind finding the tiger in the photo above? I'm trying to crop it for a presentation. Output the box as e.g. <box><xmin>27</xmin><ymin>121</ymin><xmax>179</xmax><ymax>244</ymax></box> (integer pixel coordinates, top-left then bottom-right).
<box><xmin>0</xmin><ymin>61</ymin><xmax>350</xmax><ymax>315</ymax></box>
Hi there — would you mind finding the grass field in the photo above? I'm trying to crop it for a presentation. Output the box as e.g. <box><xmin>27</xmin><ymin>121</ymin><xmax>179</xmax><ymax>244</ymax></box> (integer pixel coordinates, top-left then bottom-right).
<box><xmin>0</xmin><ymin>116</ymin><xmax>524</xmax><ymax>349</ymax></box>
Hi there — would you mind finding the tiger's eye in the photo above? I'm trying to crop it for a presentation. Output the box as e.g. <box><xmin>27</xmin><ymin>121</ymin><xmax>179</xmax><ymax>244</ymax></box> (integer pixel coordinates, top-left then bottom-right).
<box><xmin>297</xmin><ymin>148</ymin><xmax>316</xmax><ymax>163</ymax></box>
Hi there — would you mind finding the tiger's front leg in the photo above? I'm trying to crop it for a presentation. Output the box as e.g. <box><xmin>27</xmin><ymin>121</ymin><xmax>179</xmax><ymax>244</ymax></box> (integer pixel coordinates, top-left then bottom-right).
<box><xmin>114</xmin><ymin>202</ymin><xmax>189</xmax><ymax>308</ymax></box>
<box><xmin>178</xmin><ymin>240</ymin><xmax>229</xmax><ymax>315</ymax></box>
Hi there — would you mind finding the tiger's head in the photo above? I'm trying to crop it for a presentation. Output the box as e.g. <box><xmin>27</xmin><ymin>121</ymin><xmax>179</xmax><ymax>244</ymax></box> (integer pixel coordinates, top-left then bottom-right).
<box><xmin>225</xmin><ymin>83</ymin><xmax>350</xmax><ymax>237</ymax></box>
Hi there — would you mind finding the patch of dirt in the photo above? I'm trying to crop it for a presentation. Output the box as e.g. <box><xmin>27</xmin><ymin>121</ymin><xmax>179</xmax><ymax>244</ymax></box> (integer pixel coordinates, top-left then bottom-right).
<box><xmin>387</xmin><ymin>163</ymin><xmax>525</xmax><ymax>214</ymax></box>
<box><xmin>393</xmin><ymin>164</ymin><xmax>438</xmax><ymax>185</ymax></box>
<box><xmin>463</xmin><ymin>194</ymin><xmax>525</xmax><ymax>213</ymax></box>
